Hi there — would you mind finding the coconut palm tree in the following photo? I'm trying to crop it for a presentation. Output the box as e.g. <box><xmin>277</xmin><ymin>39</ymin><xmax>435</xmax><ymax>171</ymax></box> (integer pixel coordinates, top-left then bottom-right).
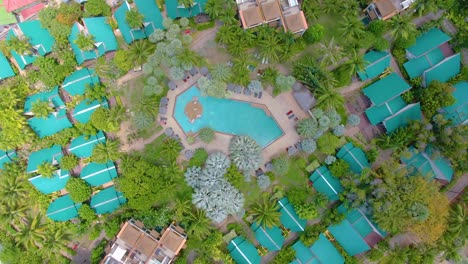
<box><xmin>318</xmin><ymin>38</ymin><xmax>344</xmax><ymax>66</ymax></box>
<box><xmin>128</xmin><ymin>40</ymin><xmax>155</xmax><ymax>66</ymax></box>
<box><xmin>249</xmin><ymin>195</ymin><xmax>281</xmax><ymax>228</ymax></box>
<box><xmin>39</xmin><ymin>227</ymin><xmax>73</xmax><ymax>259</ymax></box>
<box><xmin>137</xmin><ymin>96</ymin><xmax>159</xmax><ymax>115</ymax></box>
<box><xmin>302</xmin><ymin>0</ymin><xmax>320</xmax><ymax>20</ymax></box>
<box><xmin>37</xmin><ymin>162</ymin><xmax>56</xmax><ymax>178</ymax></box>
<box><xmin>186</xmin><ymin>209</ymin><xmax>214</xmax><ymax>240</ymax></box>
<box><xmin>211</xmin><ymin>64</ymin><xmax>232</xmax><ymax>82</ymax></box>
<box><xmin>0</xmin><ymin>174</ymin><xmax>28</xmax><ymax>208</ymax></box>
<box><xmin>415</xmin><ymin>0</ymin><xmax>439</xmax><ymax>16</ymax></box>
<box><xmin>176</xmin><ymin>47</ymin><xmax>203</xmax><ymax>68</ymax></box>
<box><xmin>447</xmin><ymin>204</ymin><xmax>466</xmax><ymax>235</ymax></box>
<box><xmin>315</xmin><ymin>86</ymin><xmax>345</xmax><ymax>110</ymax></box>
<box><xmin>31</xmin><ymin>99</ymin><xmax>52</xmax><ymax>119</ymax></box>
<box><xmin>84</xmin><ymin>83</ymin><xmax>107</xmax><ymax>102</ymax></box>
<box><xmin>7</xmin><ymin>35</ymin><xmax>32</xmax><ymax>55</ymax></box>
<box><xmin>91</xmin><ymin>140</ymin><xmax>120</xmax><ymax>163</ymax></box>
<box><xmin>321</xmin><ymin>0</ymin><xmax>341</xmax><ymax>14</ymax></box>
<box><xmin>161</xmin><ymin>138</ymin><xmax>182</xmax><ymax>162</ymax></box>
<box><xmin>339</xmin><ymin>16</ymin><xmax>365</xmax><ymax>41</ymax></box>
<box><xmin>108</xmin><ymin>105</ymin><xmax>128</xmax><ymax>124</ymax></box>
<box><xmin>342</xmin><ymin>50</ymin><xmax>367</xmax><ymax>77</ymax></box>
<box><xmin>126</xmin><ymin>9</ymin><xmax>144</xmax><ymax>29</ymax></box>
<box><xmin>13</xmin><ymin>213</ymin><xmax>47</xmax><ymax>249</ymax></box>
<box><xmin>204</xmin><ymin>0</ymin><xmax>224</xmax><ymax>19</ymax></box>
<box><xmin>388</xmin><ymin>15</ymin><xmax>417</xmax><ymax>41</ymax></box>
<box><xmin>74</xmin><ymin>33</ymin><xmax>95</xmax><ymax>51</ymax></box>
<box><xmin>258</xmin><ymin>33</ymin><xmax>283</xmax><ymax>63</ymax></box>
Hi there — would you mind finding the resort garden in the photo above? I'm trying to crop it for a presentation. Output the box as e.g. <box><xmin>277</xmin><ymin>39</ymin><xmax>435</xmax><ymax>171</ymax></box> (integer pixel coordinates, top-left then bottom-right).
<box><xmin>0</xmin><ymin>0</ymin><xmax>466</xmax><ymax>263</ymax></box>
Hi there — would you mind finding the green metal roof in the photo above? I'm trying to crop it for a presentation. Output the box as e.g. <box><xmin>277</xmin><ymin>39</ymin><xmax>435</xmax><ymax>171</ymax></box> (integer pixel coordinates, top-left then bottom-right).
<box><xmin>251</xmin><ymin>223</ymin><xmax>284</xmax><ymax>251</ymax></box>
<box><xmin>72</xmin><ymin>99</ymin><xmax>109</xmax><ymax>124</ymax></box>
<box><xmin>28</xmin><ymin>108</ymin><xmax>73</xmax><ymax>138</ymax></box>
<box><xmin>46</xmin><ymin>195</ymin><xmax>82</xmax><ymax>222</ymax></box>
<box><xmin>383</xmin><ymin>103</ymin><xmax>422</xmax><ymax>133</ymax></box>
<box><xmin>310</xmin><ymin>234</ymin><xmax>345</xmax><ymax>264</ymax></box>
<box><xmin>365</xmin><ymin>96</ymin><xmax>406</xmax><ymax>125</ymax></box>
<box><xmin>336</xmin><ymin>143</ymin><xmax>370</xmax><ymax>174</ymax></box>
<box><xmin>442</xmin><ymin>81</ymin><xmax>467</xmax><ymax>125</ymax></box>
<box><xmin>26</xmin><ymin>145</ymin><xmax>63</xmax><ymax>173</ymax></box>
<box><xmin>0</xmin><ymin>0</ymin><xmax>16</xmax><ymax>25</ymax></box>
<box><xmin>406</xmin><ymin>28</ymin><xmax>451</xmax><ymax>58</ymax></box>
<box><xmin>0</xmin><ymin>150</ymin><xmax>16</xmax><ymax>169</ymax></box>
<box><xmin>62</xmin><ymin>68</ymin><xmax>99</xmax><ymax>96</ymax></box>
<box><xmin>423</xmin><ymin>53</ymin><xmax>461</xmax><ymax>87</ymax></box>
<box><xmin>403</xmin><ymin>48</ymin><xmax>444</xmax><ymax>79</ymax></box>
<box><xmin>292</xmin><ymin>241</ymin><xmax>314</xmax><ymax>264</ymax></box>
<box><xmin>357</xmin><ymin>51</ymin><xmax>390</xmax><ymax>81</ymax></box>
<box><xmin>28</xmin><ymin>169</ymin><xmax>70</xmax><ymax>194</ymax></box>
<box><xmin>90</xmin><ymin>186</ymin><xmax>126</xmax><ymax>214</ymax></box>
<box><xmin>309</xmin><ymin>166</ymin><xmax>343</xmax><ymax>201</ymax></box>
<box><xmin>401</xmin><ymin>146</ymin><xmax>453</xmax><ymax>182</ymax></box>
<box><xmin>114</xmin><ymin>1</ymin><xmax>151</xmax><ymax>44</ymax></box>
<box><xmin>166</xmin><ymin>0</ymin><xmax>207</xmax><ymax>19</ymax></box>
<box><xmin>24</xmin><ymin>86</ymin><xmax>65</xmax><ymax>113</ymax></box>
<box><xmin>134</xmin><ymin>0</ymin><xmax>163</xmax><ymax>33</ymax></box>
<box><xmin>362</xmin><ymin>73</ymin><xmax>411</xmax><ymax>106</ymax></box>
<box><xmin>278</xmin><ymin>197</ymin><xmax>306</xmax><ymax>232</ymax></box>
<box><xmin>228</xmin><ymin>236</ymin><xmax>261</xmax><ymax>264</ymax></box>
<box><xmin>69</xmin><ymin>17</ymin><xmax>118</xmax><ymax>65</ymax></box>
<box><xmin>80</xmin><ymin>161</ymin><xmax>117</xmax><ymax>187</ymax></box>
<box><xmin>328</xmin><ymin>220</ymin><xmax>370</xmax><ymax>256</ymax></box>
<box><xmin>0</xmin><ymin>51</ymin><xmax>15</xmax><ymax>80</ymax></box>
<box><xmin>69</xmin><ymin>131</ymin><xmax>106</xmax><ymax>158</ymax></box>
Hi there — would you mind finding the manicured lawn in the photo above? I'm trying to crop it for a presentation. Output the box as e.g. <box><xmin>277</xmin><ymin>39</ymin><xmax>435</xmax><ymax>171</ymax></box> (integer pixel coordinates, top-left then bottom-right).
<box><xmin>278</xmin><ymin>155</ymin><xmax>310</xmax><ymax>188</ymax></box>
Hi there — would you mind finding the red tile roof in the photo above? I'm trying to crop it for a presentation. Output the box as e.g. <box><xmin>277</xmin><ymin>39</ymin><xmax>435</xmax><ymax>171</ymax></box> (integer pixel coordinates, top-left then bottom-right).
<box><xmin>4</xmin><ymin>0</ymin><xmax>38</xmax><ymax>12</ymax></box>
<box><xmin>19</xmin><ymin>2</ymin><xmax>44</xmax><ymax>20</ymax></box>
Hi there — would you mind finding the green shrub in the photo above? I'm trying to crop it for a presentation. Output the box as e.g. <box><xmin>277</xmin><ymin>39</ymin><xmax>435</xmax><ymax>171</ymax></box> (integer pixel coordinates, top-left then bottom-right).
<box><xmin>303</xmin><ymin>24</ymin><xmax>324</xmax><ymax>44</ymax></box>
<box><xmin>272</xmin><ymin>247</ymin><xmax>296</xmax><ymax>264</ymax></box>
<box><xmin>317</xmin><ymin>133</ymin><xmax>340</xmax><ymax>155</ymax></box>
<box><xmin>60</xmin><ymin>154</ymin><xmax>79</xmax><ymax>170</ymax></box>
<box><xmin>198</xmin><ymin>127</ymin><xmax>215</xmax><ymax>143</ymax></box>
<box><xmin>91</xmin><ymin>240</ymin><xmax>107</xmax><ymax>264</ymax></box>
<box><xmin>368</xmin><ymin>20</ymin><xmax>386</xmax><ymax>36</ymax></box>
<box><xmin>78</xmin><ymin>204</ymin><xmax>97</xmax><ymax>222</ymax></box>
<box><xmin>189</xmin><ymin>148</ymin><xmax>208</xmax><ymax>167</ymax></box>
<box><xmin>196</xmin><ymin>21</ymin><xmax>215</xmax><ymax>31</ymax></box>
<box><xmin>66</xmin><ymin>178</ymin><xmax>92</xmax><ymax>203</ymax></box>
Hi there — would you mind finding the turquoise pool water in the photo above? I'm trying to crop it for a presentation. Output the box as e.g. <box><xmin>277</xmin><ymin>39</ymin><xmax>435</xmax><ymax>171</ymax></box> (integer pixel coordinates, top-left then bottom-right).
<box><xmin>174</xmin><ymin>86</ymin><xmax>283</xmax><ymax>148</ymax></box>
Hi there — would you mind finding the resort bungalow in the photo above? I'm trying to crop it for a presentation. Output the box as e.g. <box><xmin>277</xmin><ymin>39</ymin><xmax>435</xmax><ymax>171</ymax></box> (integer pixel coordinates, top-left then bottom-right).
<box><xmin>24</xmin><ymin>87</ymin><xmax>73</xmax><ymax>138</ymax></box>
<box><xmin>403</xmin><ymin>28</ymin><xmax>461</xmax><ymax>86</ymax></box>
<box><xmin>363</xmin><ymin>0</ymin><xmax>415</xmax><ymax>21</ymax></box>
<box><xmin>102</xmin><ymin>220</ymin><xmax>187</xmax><ymax>264</ymax></box>
<box><xmin>277</xmin><ymin>197</ymin><xmax>307</xmax><ymax>232</ymax></box>
<box><xmin>114</xmin><ymin>0</ymin><xmax>164</xmax><ymax>45</ymax></box>
<box><xmin>90</xmin><ymin>186</ymin><xmax>126</xmax><ymax>214</ymax></box>
<box><xmin>166</xmin><ymin>0</ymin><xmax>207</xmax><ymax>19</ymax></box>
<box><xmin>46</xmin><ymin>194</ymin><xmax>82</xmax><ymax>221</ymax></box>
<box><xmin>69</xmin><ymin>131</ymin><xmax>106</xmax><ymax>158</ymax></box>
<box><xmin>69</xmin><ymin>17</ymin><xmax>118</xmax><ymax>65</ymax></box>
<box><xmin>228</xmin><ymin>236</ymin><xmax>261</xmax><ymax>264</ymax></box>
<box><xmin>357</xmin><ymin>50</ymin><xmax>391</xmax><ymax>81</ymax></box>
<box><xmin>0</xmin><ymin>50</ymin><xmax>15</xmax><ymax>80</ymax></box>
<box><xmin>250</xmin><ymin>222</ymin><xmax>285</xmax><ymax>251</ymax></box>
<box><xmin>291</xmin><ymin>234</ymin><xmax>344</xmax><ymax>264</ymax></box>
<box><xmin>62</xmin><ymin>68</ymin><xmax>100</xmax><ymax>96</ymax></box>
<box><xmin>401</xmin><ymin>146</ymin><xmax>454</xmax><ymax>185</ymax></box>
<box><xmin>2</xmin><ymin>0</ymin><xmax>45</xmax><ymax>21</ymax></box>
<box><xmin>72</xmin><ymin>98</ymin><xmax>109</xmax><ymax>124</ymax></box>
<box><xmin>236</xmin><ymin>0</ymin><xmax>308</xmax><ymax>36</ymax></box>
<box><xmin>80</xmin><ymin>161</ymin><xmax>118</xmax><ymax>187</ymax></box>
<box><xmin>0</xmin><ymin>149</ymin><xmax>16</xmax><ymax>169</ymax></box>
<box><xmin>26</xmin><ymin>144</ymin><xmax>63</xmax><ymax>174</ymax></box>
<box><xmin>382</xmin><ymin>103</ymin><xmax>422</xmax><ymax>133</ymax></box>
<box><xmin>336</xmin><ymin>143</ymin><xmax>370</xmax><ymax>174</ymax></box>
<box><xmin>29</xmin><ymin>169</ymin><xmax>70</xmax><ymax>194</ymax></box>
<box><xmin>309</xmin><ymin>166</ymin><xmax>343</xmax><ymax>201</ymax></box>
<box><xmin>6</xmin><ymin>20</ymin><xmax>55</xmax><ymax>70</ymax></box>
<box><xmin>440</xmin><ymin>81</ymin><xmax>467</xmax><ymax>125</ymax></box>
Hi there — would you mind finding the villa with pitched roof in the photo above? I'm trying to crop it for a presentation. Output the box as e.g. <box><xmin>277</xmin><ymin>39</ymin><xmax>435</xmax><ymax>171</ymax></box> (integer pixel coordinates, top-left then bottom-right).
<box><xmin>336</xmin><ymin>142</ymin><xmax>370</xmax><ymax>174</ymax></box>
<box><xmin>166</xmin><ymin>0</ymin><xmax>207</xmax><ymax>19</ymax></box>
<box><xmin>72</xmin><ymin>98</ymin><xmax>109</xmax><ymax>124</ymax></box>
<box><xmin>29</xmin><ymin>169</ymin><xmax>70</xmax><ymax>194</ymax></box>
<box><xmin>363</xmin><ymin>0</ymin><xmax>415</xmax><ymax>21</ymax></box>
<box><xmin>26</xmin><ymin>145</ymin><xmax>63</xmax><ymax>174</ymax></box>
<box><xmin>309</xmin><ymin>166</ymin><xmax>343</xmax><ymax>201</ymax></box>
<box><xmin>291</xmin><ymin>234</ymin><xmax>344</xmax><ymax>264</ymax></box>
<box><xmin>80</xmin><ymin>161</ymin><xmax>118</xmax><ymax>187</ymax></box>
<box><xmin>228</xmin><ymin>236</ymin><xmax>261</xmax><ymax>264</ymax></box>
<box><xmin>357</xmin><ymin>50</ymin><xmax>391</xmax><ymax>81</ymax></box>
<box><xmin>6</xmin><ymin>19</ymin><xmax>55</xmax><ymax>69</ymax></box>
<box><xmin>0</xmin><ymin>149</ymin><xmax>16</xmax><ymax>169</ymax></box>
<box><xmin>250</xmin><ymin>222</ymin><xmax>285</xmax><ymax>251</ymax></box>
<box><xmin>102</xmin><ymin>220</ymin><xmax>187</xmax><ymax>264</ymax></box>
<box><xmin>0</xmin><ymin>50</ymin><xmax>15</xmax><ymax>80</ymax></box>
<box><xmin>69</xmin><ymin>131</ymin><xmax>106</xmax><ymax>158</ymax></box>
<box><xmin>401</xmin><ymin>146</ymin><xmax>454</xmax><ymax>184</ymax></box>
<box><xmin>277</xmin><ymin>197</ymin><xmax>306</xmax><ymax>232</ymax></box>
<box><xmin>440</xmin><ymin>81</ymin><xmax>467</xmax><ymax>125</ymax></box>
<box><xmin>2</xmin><ymin>0</ymin><xmax>44</xmax><ymax>21</ymax></box>
<box><xmin>62</xmin><ymin>68</ymin><xmax>100</xmax><ymax>96</ymax></box>
<box><xmin>46</xmin><ymin>194</ymin><xmax>82</xmax><ymax>221</ymax></box>
<box><xmin>236</xmin><ymin>0</ymin><xmax>308</xmax><ymax>35</ymax></box>
<box><xmin>69</xmin><ymin>17</ymin><xmax>118</xmax><ymax>65</ymax></box>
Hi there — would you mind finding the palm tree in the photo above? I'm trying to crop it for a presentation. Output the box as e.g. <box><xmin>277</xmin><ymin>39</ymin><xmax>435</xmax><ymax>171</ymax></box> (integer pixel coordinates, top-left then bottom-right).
<box><xmin>39</xmin><ymin>227</ymin><xmax>73</xmax><ymax>260</ymax></box>
<box><xmin>108</xmin><ymin>105</ymin><xmax>128</xmax><ymax>124</ymax></box>
<box><xmin>31</xmin><ymin>99</ymin><xmax>52</xmax><ymax>119</ymax></box>
<box><xmin>258</xmin><ymin>33</ymin><xmax>283</xmax><ymax>63</ymax></box>
<box><xmin>132</xmin><ymin>112</ymin><xmax>153</xmax><ymax>130</ymax></box>
<box><xmin>37</xmin><ymin>162</ymin><xmax>56</xmax><ymax>178</ymax></box>
<box><xmin>211</xmin><ymin>64</ymin><xmax>232</xmax><ymax>82</ymax></box>
<box><xmin>186</xmin><ymin>209</ymin><xmax>214</xmax><ymax>240</ymax></box>
<box><xmin>342</xmin><ymin>50</ymin><xmax>367</xmax><ymax>77</ymax></box>
<box><xmin>0</xmin><ymin>203</ymin><xmax>27</xmax><ymax>225</ymax></box>
<box><xmin>161</xmin><ymin>139</ymin><xmax>182</xmax><ymax>162</ymax></box>
<box><xmin>339</xmin><ymin>16</ymin><xmax>365</xmax><ymax>41</ymax></box>
<box><xmin>315</xmin><ymin>86</ymin><xmax>345</xmax><ymax>110</ymax></box>
<box><xmin>249</xmin><ymin>196</ymin><xmax>281</xmax><ymax>228</ymax></box>
<box><xmin>91</xmin><ymin>140</ymin><xmax>120</xmax><ymax>163</ymax></box>
<box><xmin>126</xmin><ymin>9</ymin><xmax>144</xmax><ymax>29</ymax></box>
<box><xmin>321</xmin><ymin>0</ymin><xmax>341</xmax><ymax>14</ymax></box>
<box><xmin>302</xmin><ymin>0</ymin><xmax>320</xmax><ymax>20</ymax></box>
<box><xmin>13</xmin><ymin>213</ymin><xmax>47</xmax><ymax>249</ymax></box>
<box><xmin>74</xmin><ymin>33</ymin><xmax>95</xmax><ymax>51</ymax></box>
<box><xmin>319</xmin><ymin>38</ymin><xmax>344</xmax><ymax>66</ymax></box>
<box><xmin>415</xmin><ymin>0</ymin><xmax>439</xmax><ymax>16</ymax></box>
<box><xmin>447</xmin><ymin>204</ymin><xmax>466</xmax><ymax>235</ymax></box>
<box><xmin>204</xmin><ymin>0</ymin><xmax>224</xmax><ymax>19</ymax></box>
<box><xmin>137</xmin><ymin>96</ymin><xmax>159</xmax><ymax>115</ymax></box>
<box><xmin>388</xmin><ymin>15</ymin><xmax>417</xmax><ymax>41</ymax></box>
<box><xmin>0</xmin><ymin>174</ymin><xmax>28</xmax><ymax>208</ymax></box>
<box><xmin>7</xmin><ymin>35</ymin><xmax>32</xmax><ymax>55</ymax></box>
<box><xmin>215</xmin><ymin>25</ymin><xmax>242</xmax><ymax>46</ymax></box>
<box><xmin>172</xmin><ymin>198</ymin><xmax>192</xmax><ymax>223</ymax></box>
<box><xmin>128</xmin><ymin>40</ymin><xmax>155</xmax><ymax>67</ymax></box>
<box><xmin>176</xmin><ymin>48</ymin><xmax>203</xmax><ymax>68</ymax></box>
<box><xmin>84</xmin><ymin>83</ymin><xmax>107</xmax><ymax>102</ymax></box>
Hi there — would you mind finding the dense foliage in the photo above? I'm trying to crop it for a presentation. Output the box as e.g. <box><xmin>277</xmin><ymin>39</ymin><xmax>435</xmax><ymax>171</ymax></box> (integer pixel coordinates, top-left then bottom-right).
<box><xmin>229</xmin><ymin>136</ymin><xmax>262</xmax><ymax>174</ymax></box>
<box><xmin>66</xmin><ymin>177</ymin><xmax>92</xmax><ymax>203</ymax></box>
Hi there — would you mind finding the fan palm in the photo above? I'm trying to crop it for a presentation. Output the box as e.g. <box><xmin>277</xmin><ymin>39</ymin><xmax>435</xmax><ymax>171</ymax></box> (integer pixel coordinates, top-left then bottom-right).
<box><xmin>388</xmin><ymin>15</ymin><xmax>417</xmax><ymax>41</ymax></box>
<box><xmin>128</xmin><ymin>40</ymin><xmax>155</xmax><ymax>66</ymax></box>
<box><xmin>339</xmin><ymin>16</ymin><xmax>365</xmax><ymax>41</ymax></box>
<box><xmin>186</xmin><ymin>209</ymin><xmax>214</xmax><ymax>240</ymax></box>
<box><xmin>91</xmin><ymin>140</ymin><xmax>120</xmax><ymax>163</ymax></box>
<box><xmin>318</xmin><ymin>38</ymin><xmax>343</xmax><ymax>66</ymax></box>
<box><xmin>13</xmin><ymin>213</ymin><xmax>47</xmax><ymax>249</ymax></box>
<box><xmin>315</xmin><ymin>86</ymin><xmax>345</xmax><ymax>110</ymax></box>
<box><xmin>249</xmin><ymin>196</ymin><xmax>281</xmax><ymax>228</ymax></box>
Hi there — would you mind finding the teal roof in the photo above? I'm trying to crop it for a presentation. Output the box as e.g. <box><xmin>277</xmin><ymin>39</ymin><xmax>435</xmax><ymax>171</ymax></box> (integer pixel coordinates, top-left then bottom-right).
<box><xmin>328</xmin><ymin>220</ymin><xmax>370</xmax><ymax>256</ymax></box>
<box><xmin>62</xmin><ymin>68</ymin><xmax>99</xmax><ymax>96</ymax></box>
<box><xmin>69</xmin><ymin>131</ymin><xmax>106</xmax><ymax>158</ymax></box>
<box><xmin>362</xmin><ymin>73</ymin><xmax>411</xmax><ymax>106</ymax></box>
<box><xmin>26</xmin><ymin>145</ymin><xmax>63</xmax><ymax>173</ymax></box>
<box><xmin>46</xmin><ymin>195</ymin><xmax>82</xmax><ymax>221</ymax></box>
<box><xmin>401</xmin><ymin>146</ymin><xmax>453</xmax><ymax>182</ymax></box>
<box><xmin>28</xmin><ymin>108</ymin><xmax>73</xmax><ymax>138</ymax></box>
<box><xmin>336</xmin><ymin>143</ymin><xmax>370</xmax><ymax>174</ymax></box>
<box><xmin>166</xmin><ymin>0</ymin><xmax>207</xmax><ymax>19</ymax></box>
<box><xmin>7</xmin><ymin>20</ymin><xmax>55</xmax><ymax>69</ymax></box>
<box><xmin>114</xmin><ymin>1</ymin><xmax>154</xmax><ymax>44</ymax></box>
<box><xmin>24</xmin><ymin>86</ymin><xmax>65</xmax><ymax>113</ymax></box>
<box><xmin>337</xmin><ymin>204</ymin><xmax>387</xmax><ymax>239</ymax></box>
<box><xmin>365</xmin><ymin>96</ymin><xmax>407</xmax><ymax>125</ymax></box>
<box><xmin>90</xmin><ymin>186</ymin><xmax>126</xmax><ymax>214</ymax></box>
<box><xmin>134</xmin><ymin>0</ymin><xmax>164</xmax><ymax>32</ymax></box>
<box><xmin>228</xmin><ymin>236</ymin><xmax>261</xmax><ymax>264</ymax></box>
<box><xmin>357</xmin><ymin>51</ymin><xmax>391</xmax><ymax>81</ymax></box>
<box><xmin>251</xmin><ymin>223</ymin><xmax>284</xmax><ymax>251</ymax></box>
<box><xmin>0</xmin><ymin>150</ymin><xmax>16</xmax><ymax>169</ymax></box>
<box><xmin>80</xmin><ymin>161</ymin><xmax>117</xmax><ymax>187</ymax></box>
<box><xmin>442</xmin><ymin>81</ymin><xmax>468</xmax><ymax>125</ymax></box>
<box><xmin>28</xmin><ymin>169</ymin><xmax>70</xmax><ymax>194</ymax></box>
<box><xmin>403</xmin><ymin>48</ymin><xmax>445</xmax><ymax>79</ymax></box>
<box><xmin>0</xmin><ymin>51</ymin><xmax>15</xmax><ymax>79</ymax></box>
<box><xmin>309</xmin><ymin>166</ymin><xmax>343</xmax><ymax>201</ymax></box>
<box><xmin>383</xmin><ymin>103</ymin><xmax>422</xmax><ymax>133</ymax></box>
<box><xmin>69</xmin><ymin>17</ymin><xmax>118</xmax><ymax>65</ymax></box>
<box><xmin>309</xmin><ymin>234</ymin><xmax>345</xmax><ymax>264</ymax></box>
<box><xmin>72</xmin><ymin>99</ymin><xmax>109</xmax><ymax>124</ymax></box>
<box><xmin>423</xmin><ymin>53</ymin><xmax>461</xmax><ymax>87</ymax></box>
<box><xmin>291</xmin><ymin>241</ymin><xmax>314</xmax><ymax>264</ymax></box>
<box><xmin>406</xmin><ymin>28</ymin><xmax>451</xmax><ymax>57</ymax></box>
<box><xmin>278</xmin><ymin>197</ymin><xmax>306</xmax><ymax>232</ymax></box>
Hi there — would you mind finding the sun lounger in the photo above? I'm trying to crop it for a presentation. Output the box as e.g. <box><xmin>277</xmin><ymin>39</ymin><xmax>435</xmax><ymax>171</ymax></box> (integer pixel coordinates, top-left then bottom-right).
<box><xmin>286</xmin><ymin>110</ymin><xmax>293</xmax><ymax>115</ymax></box>
<box><xmin>258</xmin><ymin>91</ymin><xmax>262</xmax><ymax>98</ymax></box>
<box><xmin>288</xmin><ymin>114</ymin><xmax>295</xmax><ymax>120</ymax></box>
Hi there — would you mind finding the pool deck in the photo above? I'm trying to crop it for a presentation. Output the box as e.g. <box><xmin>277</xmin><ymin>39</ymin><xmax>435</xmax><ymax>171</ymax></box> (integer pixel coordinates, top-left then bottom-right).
<box><xmin>162</xmin><ymin>74</ymin><xmax>308</xmax><ymax>165</ymax></box>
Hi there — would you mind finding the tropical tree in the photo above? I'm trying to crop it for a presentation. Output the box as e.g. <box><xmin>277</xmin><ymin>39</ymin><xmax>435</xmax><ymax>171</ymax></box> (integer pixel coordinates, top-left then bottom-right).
<box><xmin>419</xmin><ymin>81</ymin><xmax>455</xmax><ymax>118</ymax></box>
<box><xmin>84</xmin><ymin>83</ymin><xmax>107</xmax><ymax>102</ymax></box>
<box><xmin>84</xmin><ymin>0</ymin><xmax>111</xmax><ymax>17</ymax></box>
<box><xmin>339</xmin><ymin>16</ymin><xmax>365</xmax><ymax>40</ymax></box>
<box><xmin>66</xmin><ymin>177</ymin><xmax>92</xmax><ymax>203</ymax></box>
<box><xmin>342</xmin><ymin>50</ymin><xmax>367</xmax><ymax>77</ymax></box>
<box><xmin>60</xmin><ymin>155</ymin><xmax>79</xmax><ymax>170</ymax></box>
<box><xmin>31</xmin><ymin>99</ymin><xmax>52</xmax><ymax>119</ymax></box>
<box><xmin>296</xmin><ymin>118</ymin><xmax>319</xmax><ymax>138</ymax></box>
<box><xmin>318</xmin><ymin>38</ymin><xmax>344</xmax><ymax>66</ymax></box>
<box><xmin>75</xmin><ymin>33</ymin><xmax>95</xmax><ymax>51</ymax></box>
<box><xmin>176</xmin><ymin>47</ymin><xmax>203</xmax><ymax>68</ymax></box>
<box><xmin>0</xmin><ymin>172</ymin><xmax>28</xmax><ymax>208</ymax></box>
<box><xmin>258</xmin><ymin>33</ymin><xmax>283</xmax><ymax>62</ymax></box>
<box><xmin>204</xmin><ymin>0</ymin><xmax>224</xmax><ymax>19</ymax></box>
<box><xmin>39</xmin><ymin>227</ymin><xmax>73</xmax><ymax>261</ymax></box>
<box><xmin>447</xmin><ymin>203</ymin><xmax>466</xmax><ymax>236</ymax></box>
<box><xmin>91</xmin><ymin>140</ymin><xmax>121</xmax><ymax>163</ymax></box>
<box><xmin>7</xmin><ymin>35</ymin><xmax>32</xmax><ymax>55</ymax></box>
<box><xmin>275</xmin><ymin>75</ymin><xmax>295</xmax><ymax>94</ymax></box>
<box><xmin>137</xmin><ymin>96</ymin><xmax>159</xmax><ymax>115</ymax></box>
<box><xmin>229</xmin><ymin>136</ymin><xmax>262</xmax><ymax>174</ymax></box>
<box><xmin>301</xmin><ymin>138</ymin><xmax>317</xmax><ymax>154</ymax></box>
<box><xmin>128</xmin><ymin>40</ymin><xmax>155</xmax><ymax>66</ymax></box>
<box><xmin>37</xmin><ymin>162</ymin><xmax>56</xmax><ymax>178</ymax></box>
<box><xmin>315</xmin><ymin>86</ymin><xmax>345</xmax><ymax>110</ymax></box>
<box><xmin>169</xmin><ymin>66</ymin><xmax>185</xmax><ymax>80</ymax></box>
<box><xmin>108</xmin><ymin>105</ymin><xmax>128</xmax><ymax>124</ymax></box>
<box><xmin>211</xmin><ymin>64</ymin><xmax>232</xmax><ymax>82</ymax></box>
<box><xmin>13</xmin><ymin>213</ymin><xmax>47</xmax><ymax>249</ymax></box>
<box><xmin>247</xmin><ymin>80</ymin><xmax>263</xmax><ymax>94</ymax></box>
<box><xmin>198</xmin><ymin>127</ymin><xmax>215</xmax><ymax>143</ymax></box>
<box><xmin>257</xmin><ymin>174</ymin><xmax>271</xmax><ymax>190</ymax></box>
<box><xmin>272</xmin><ymin>155</ymin><xmax>289</xmax><ymax>176</ymax></box>
<box><xmin>132</xmin><ymin>112</ymin><xmax>153</xmax><ymax>129</ymax></box>
<box><xmin>388</xmin><ymin>15</ymin><xmax>417</xmax><ymax>41</ymax></box>
<box><xmin>161</xmin><ymin>138</ymin><xmax>182</xmax><ymax>162</ymax></box>
<box><xmin>126</xmin><ymin>8</ymin><xmax>144</xmax><ymax>29</ymax></box>
<box><xmin>249</xmin><ymin>195</ymin><xmax>281</xmax><ymax>228</ymax></box>
<box><xmin>186</xmin><ymin>209</ymin><xmax>214</xmax><ymax>240</ymax></box>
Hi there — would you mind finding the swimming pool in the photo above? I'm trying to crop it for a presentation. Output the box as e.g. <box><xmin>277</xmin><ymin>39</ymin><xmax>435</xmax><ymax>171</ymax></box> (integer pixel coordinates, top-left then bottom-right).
<box><xmin>174</xmin><ymin>86</ymin><xmax>283</xmax><ymax>148</ymax></box>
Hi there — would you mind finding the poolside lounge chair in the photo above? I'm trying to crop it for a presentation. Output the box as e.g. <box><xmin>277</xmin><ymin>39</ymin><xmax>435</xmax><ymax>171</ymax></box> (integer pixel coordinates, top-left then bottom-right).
<box><xmin>159</xmin><ymin>106</ymin><xmax>167</xmax><ymax>114</ymax></box>
<box><xmin>184</xmin><ymin>149</ymin><xmax>194</xmax><ymax>160</ymax></box>
<box><xmin>264</xmin><ymin>162</ymin><xmax>273</xmax><ymax>171</ymax></box>
<box><xmin>227</xmin><ymin>83</ymin><xmax>235</xmax><ymax>92</ymax></box>
<box><xmin>244</xmin><ymin>88</ymin><xmax>251</xmax><ymax>96</ymax></box>
<box><xmin>189</xmin><ymin>67</ymin><xmax>198</xmax><ymax>76</ymax></box>
<box><xmin>200</xmin><ymin>67</ymin><xmax>209</xmax><ymax>76</ymax></box>
<box><xmin>287</xmin><ymin>146</ymin><xmax>298</xmax><ymax>156</ymax></box>
<box><xmin>258</xmin><ymin>91</ymin><xmax>263</xmax><ymax>98</ymax></box>
<box><xmin>168</xmin><ymin>80</ymin><xmax>177</xmax><ymax>90</ymax></box>
<box><xmin>164</xmin><ymin>128</ymin><xmax>174</xmax><ymax>137</ymax></box>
